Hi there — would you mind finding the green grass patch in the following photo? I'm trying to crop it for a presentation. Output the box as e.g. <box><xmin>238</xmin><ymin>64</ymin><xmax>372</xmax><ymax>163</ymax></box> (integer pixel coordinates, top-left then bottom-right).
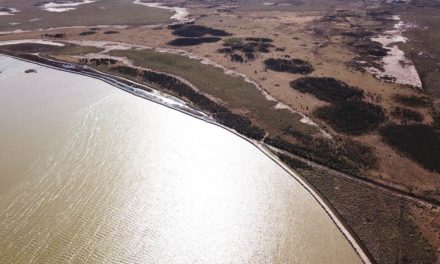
<box><xmin>109</xmin><ymin>49</ymin><xmax>317</xmax><ymax>134</ymax></box>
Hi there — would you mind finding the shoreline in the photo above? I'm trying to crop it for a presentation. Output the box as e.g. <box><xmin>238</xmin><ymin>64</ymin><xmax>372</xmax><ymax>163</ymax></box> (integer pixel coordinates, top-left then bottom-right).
<box><xmin>0</xmin><ymin>53</ymin><xmax>373</xmax><ymax>264</ymax></box>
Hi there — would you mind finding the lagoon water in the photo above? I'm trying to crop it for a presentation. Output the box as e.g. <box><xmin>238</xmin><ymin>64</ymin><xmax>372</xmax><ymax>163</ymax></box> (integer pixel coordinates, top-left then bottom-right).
<box><xmin>0</xmin><ymin>56</ymin><xmax>363</xmax><ymax>263</ymax></box>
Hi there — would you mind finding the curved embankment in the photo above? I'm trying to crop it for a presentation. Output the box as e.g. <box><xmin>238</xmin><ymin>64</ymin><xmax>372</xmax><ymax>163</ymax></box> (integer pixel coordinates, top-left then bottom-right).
<box><xmin>2</xmin><ymin>53</ymin><xmax>373</xmax><ymax>264</ymax></box>
<box><xmin>64</xmin><ymin>39</ymin><xmax>331</xmax><ymax>137</ymax></box>
<box><xmin>0</xmin><ymin>38</ymin><xmax>325</xmax><ymax>135</ymax></box>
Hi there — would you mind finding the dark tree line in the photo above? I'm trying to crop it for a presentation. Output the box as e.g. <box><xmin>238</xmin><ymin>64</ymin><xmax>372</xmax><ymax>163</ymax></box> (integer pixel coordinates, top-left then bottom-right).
<box><xmin>111</xmin><ymin>66</ymin><xmax>265</xmax><ymax>140</ymax></box>
<box><xmin>79</xmin><ymin>58</ymin><xmax>118</xmax><ymax>66</ymax></box>
<box><xmin>169</xmin><ymin>24</ymin><xmax>231</xmax><ymax>37</ymax></box>
<box><xmin>264</xmin><ymin>58</ymin><xmax>314</xmax><ymax>74</ymax></box>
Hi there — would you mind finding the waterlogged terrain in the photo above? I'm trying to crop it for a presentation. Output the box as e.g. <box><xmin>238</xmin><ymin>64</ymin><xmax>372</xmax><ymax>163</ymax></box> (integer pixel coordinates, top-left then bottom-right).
<box><xmin>0</xmin><ymin>56</ymin><xmax>364</xmax><ymax>263</ymax></box>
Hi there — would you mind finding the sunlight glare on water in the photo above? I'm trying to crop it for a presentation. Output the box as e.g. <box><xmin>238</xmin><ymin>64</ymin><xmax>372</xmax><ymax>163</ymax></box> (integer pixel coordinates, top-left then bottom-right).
<box><xmin>0</xmin><ymin>56</ymin><xmax>362</xmax><ymax>264</ymax></box>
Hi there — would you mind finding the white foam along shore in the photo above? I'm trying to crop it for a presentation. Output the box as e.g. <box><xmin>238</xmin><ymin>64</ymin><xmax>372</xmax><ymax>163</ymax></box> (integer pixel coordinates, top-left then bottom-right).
<box><xmin>0</xmin><ymin>7</ymin><xmax>19</xmax><ymax>16</ymax></box>
<box><xmin>39</xmin><ymin>0</ymin><xmax>96</xmax><ymax>13</ymax></box>
<box><xmin>367</xmin><ymin>15</ymin><xmax>422</xmax><ymax>88</ymax></box>
<box><xmin>133</xmin><ymin>0</ymin><xmax>190</xmax><ymax>22</ymax></box>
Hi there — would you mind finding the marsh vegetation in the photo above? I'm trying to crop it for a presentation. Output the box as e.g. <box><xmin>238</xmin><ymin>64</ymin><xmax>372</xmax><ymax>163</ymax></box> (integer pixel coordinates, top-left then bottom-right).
<box><xmin>380</xmin><ymin>124</ymin><xmax>440</xmax><ymax>172</ymax></box>
<box><xmin>111</xmin><ymin>65</ymin><xmax>265</xmax><ymax>140</ymax></box>
<box><xmin>167</xmin><ymin>24</ymin><xmax>231</xmax><ymax>46</ymax></box>
<box><xmin>218</xmin><ymin>37</ymin><xmax>276</xmax><ymax>63</ymax></box>
<box><xmin>167</xmin><ymin>37</ymin><xmax>221</xmax><ymax>46</ymax></box>
<box><xmin>391</xmin><ymin>107</ymin><xmax>423</xmax><ymax>123</ymax></box>
<box><xmin>393</xmin><ymin>94</ymin><xmax>430</xmax><ymax>108</ymax></box>
<box><xmin>290</xmin><ymin>77</ymin><xmax>364</xmax><ymax>103</ymax></box>
<box><xmin>108</xmin><ymin>49</ymin><xmax>314</xmax><ymax>134</ymax></box>
<box><xmin>264</xmin><ymin>58</ymin><xmax>314</xmax><ymax>74</ymax></box>
<box><xmin>265</xmin><ymin>135</ymin><xmax>378</xmax><ymax>175</ymax></box>
<box><xmin>169</xmin><ymin>24</ymin><xmax>231</xmax><ymax>37</ymax></box>
<box><xmin>314</xmin><ymin>101</ymin><xmax>385</xmax><ymax>135</ymax></box>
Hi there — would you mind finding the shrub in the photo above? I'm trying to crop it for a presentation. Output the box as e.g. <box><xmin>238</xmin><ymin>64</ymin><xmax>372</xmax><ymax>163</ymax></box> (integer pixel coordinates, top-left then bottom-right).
<box><xmin>278</xmin><ymin>154</ymin><xmax>311</xmax><ymax>170</ymax></box>
<box><xmin>217</xmin><ymin>47</ymin><xmax>233</xmax><ymax>53</ymax></box>
<box><xmin>170</xmin><ymin>25</ymin><xmax>231</xmax><ymax>37</ymax></box>
<box><xmin>391</xmin><ymin>107</ymin><xmax>423</xmax><ymax>122</ymax></box>
<box><xmin>314</xmin><ymin>101</ymin><xmax>385</xmax><ymax>135</ymax></box>
<box><xmin>43</xmin><ymin>33</ymin><xmax>65</xmax><ymax>38</ymax></box>
<box><xmin>264</xmin><ymin>136</ymin><xmax>360</xmax><ymax>174</ymax></box>
<box><xmin>342</xmin><ymin>139</ymin><xmax>378</xmax><ymax>170</ymax></box>
<box><xmin>393</xmin><ymin>94</ymin><xmax>430</xmax><ymax>108</ymax></box>
<box><xmin>244</xmin><ymin>37</ymin><xmax>273</xmax><ymax>43</ymax></box>
<box><xmin>103</xmin><ymin>31</ymin><xmax>119</xmax><ymax>34</ymax></box>
<box><xmin>79</xmin><ymin>31</ymin><xmax>96</xmax><ymax>36</ymax></box>
<box><xmin>290</xmin><ymin>77</ymin><xmax>364</xmax><ymax>103</ymax></box>
<box><xmin>230</xmin><ymin>54</ymin><xmax>244</xmax><ymax>63</ymax></box>
<box><xmin>219</xmin><ymin>38</ymin><xmax>275</xmax><ymax>60</ymax></box>
<box><xmin>380</xmin><ymin>124</ymin><xmax>440</xmax><ymax>172</ymax></box>
<box><xmin>244</xmin><ymin>52</ymin><xmax>256</xmax><ymax>61</ymax></box>
<box><xmin>111</xmin><ymin>65</ymin><xmax>140</xmax><ymax>77</ymax></box>
<box><xmin>265</xmin><ymin>58</ymin><xmax>314</xmax><ymax>74</ymax></box>
<box><xmin>351</xmin><ymin>39</ymin><xmax>388</xmax><ymax>57</ymax></box>
<box><xmin>167</xmin><ymin>37</ymin><xmax>221</xmax><ymax>46</ymax></box>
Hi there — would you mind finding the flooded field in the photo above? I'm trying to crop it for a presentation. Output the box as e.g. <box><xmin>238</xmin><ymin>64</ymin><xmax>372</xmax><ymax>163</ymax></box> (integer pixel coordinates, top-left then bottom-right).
<box><xmin>0</xmin><ymin>56</ymin><xmax>364</xmax><ymax>263</ymax></box>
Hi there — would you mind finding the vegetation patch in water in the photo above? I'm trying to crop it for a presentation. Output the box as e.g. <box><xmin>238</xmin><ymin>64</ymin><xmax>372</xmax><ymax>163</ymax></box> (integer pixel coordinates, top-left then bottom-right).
<box><xmin>314</xmin><ymin>101</ymin><xmax>385</xmax><ymax>135</ymax></box>
<box><xmin>264</xmin><ymin>58</ymin><xmax>314</xmax><ymax>74</ymax></box>
<box><xmin>290</xmin><ymin>77</ymin><xmax>364</xmax><ymax>103</ymax></box>
<box><xmin>380</xmin><ymin>124</ymin><xmax>440</xmax><ymax>172</ymax></box>
<box><xmin>350</xmin><ymin>38</ymin><xmax>388</xmax><ymax>58</ymax></box>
